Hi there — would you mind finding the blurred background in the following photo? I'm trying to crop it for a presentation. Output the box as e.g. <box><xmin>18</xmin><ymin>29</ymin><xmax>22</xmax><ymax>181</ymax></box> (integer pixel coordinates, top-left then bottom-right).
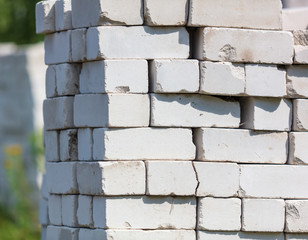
<box><xmin>0</xmin><ymin>0</ymin><xmax>307</xmax><ymax>240</ymax></box>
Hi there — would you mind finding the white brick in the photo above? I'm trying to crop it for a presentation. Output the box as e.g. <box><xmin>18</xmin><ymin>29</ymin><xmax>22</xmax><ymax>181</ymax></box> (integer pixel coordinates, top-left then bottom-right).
<box><xmin>188</xmin><ymin>0</ymin><xmax>282</xmax><ymax>30</ymax></box>
<box><xmin>48</xmin><ymin>194</ymin><xmax>62</xmax><ymax>225</ymax></box>
<box><xmin>240</xmin><ymin>165</ymin><xmax>308</xmax><ymax>198</ymax></box>
<box><xmin>195</xmin><ymin>28</ymin><xmax>293</xmax><ymax>64</ymax></box>
<box><xmin>245</xmin><ymin>64</ymin><xmax>286</xmax><ymax>97</ymax></box>
<box><xmin>36</xmin><ymin>0</ymin><xmax>56</xmax><ymax>34</ymax></box>
<box><xmin>47</xmin><ymin>162</ymin><xmax>78</xmax><ymax>194</ymax></box>
<box><xmin>282</xmin><ymin>8</ymin><xmax>308</xmax><ymax>31</ymax></box>
<box><xmin>55</xmin><ymin>63</ymin><xmax>80</xmax><ymax>96</ymax></box>
<box><xmin>71</xmin><ymin>28</ymin><xmax>87</xmax><ymax>62</ymax></box>
<box><xmin>242</xmin><ymin>199</ymin><xmax>285</xmax><ymax>232</ymax></box>
<box><xmin>43</xmin><ymin>96</ymin><xmax>74</xmax><ymax>130</ymax></box>
<box><xmin>41</xmin><ymin>227</ymin><xmax>47</xmax><ymax>240</ymax></box>
<box><xmin>151</xmin><ymin>94</ymin><xmax>240</xmax><ymax>128</ymax></box>
<box><xmin>77</xmin><ymin>161</ymin><xmax>145</xmax><ymax>195</ymax></box>
<box><xmin>286</xmin><ymin>200</ymin><xmax>308</xmax><ymax>233</ymax></box>
<box><xmin>293</xmin><ymin>99</ymin><xmax>308</xmax><ymax>131</ymax></box>
<box><xmin>86</xmin><ymin>26</ymin><xmax>189</xmax><ymax>60</ymax></box>
<box><xmin>199</xmin><ymin>61</ymin><xmax>245</xmax><ymax>96</ymax></box>
<box><xmin>61</xmin><ymin>195</ymin><xmax>78</xmax><ymax>227</ymax></box>
<box><xmin>41</xmin><ymin>174</ymin><xmax>49</xmax><ymax>199</ymax></box>
<box><xmin>80</xmin><ymin>60</ymin><xmax>148</xmax><ymax>94</ymax></box>
<box><xmin>287</xmin><ymin>66</ymin><xmax>308</xmax><ymax>98</ymax></box>
<box><xmin>195</xmin><ymin>128</ymin><xmax>288</xmax><ymax>164</ymax></box>
<box><xmin>289</xmin><ymin>132</ymin><xmax>308</xmax><ymax>165</ymax></box>
<box><xmin>150</xmin><ymin>60</ymin><xmax>199</xmax><ymax>93</ymax></box>
<box><xmin>46</xmin><ymin>65</ymin><xmax>57</xmax><ymax>98</ymax></box>
<box><xmin>45</xmin><ymin>30</ymin><xmax>72</xmax><ymax>64</ymax></box>
<box><xmin>46</xmin><ymin>226</ymin><xmax>79</xmax><ymax>240</ymax></box>
<box><xmin>294</xmin><ymin>45</ymin><xmax>308</xmax><ymax>64</ymax></box>
<box><xmin>59</xmin><ymin>129</ymin><xmax>77</xmax><ymax>161</ymax></box>
<box><xmin>44</xmin><ymin>130</ymin><xmax>59</xmax><ymax>162</ymax></box>
<box><xmin>240</xmin><ymin>97</ymin><xmax>292</xmax><ymax>131</ymax></box>
<box><xmin>293</xmin><ymin>30</ymin><xmax>308</xmax><ymax>46</ymax></box>
<box><xmin>144</xmin><ymin>0</ymin><xmax>188</xmax><ymax>26</ymax></box>
<box><xmin>286</xmin><ymin>234</ymin><xmax>308</xmax><ymax>240</ymax></box>
<box><xmin>77</xmin><ymin>128</ymin><xmax>92</xmax><ymax>161</ymax></box>
<box><xmin>198</xmin><ymin>197</ymin><xmax>241</xmax><ymax>231</ymax></box>
<box><xmin>55</xmin><ymin>0</ymin><xmax>72</xmax><ymax>31</ymax></box>
<box><xmin>194</xmin><ymin>162</ymin><xmax>239</xmax><ymax>197</ymax></box>
<box><xmin>74</xmin><ymin>94</ymin><xmax>149</xmax><ymax>128</ymax></box>
<box><xmin>39</xmin><ymin>198</ymin><xmax>49</xmax><ymax>225</ymax></box>
<box><xmin>198</xmin><ymin>231</ymin><xmax>284</xmax><ymax>240</ymax></box>
<box><xmin>93</xmin><ymin>196</ymin><xmax>196</xmax><ymax>229</ymax></box>
<box><xmin>106</xmin><ymin>230</ymin><xmax>195</xmax><ymax>240</ymax></box>
<box><xmin>71</xmin><ymin>0</ymin><xmax>143</xmax><ymax>28</ymax></box>
<box><xmin>77</xmin><ymin>195</ymin><xmax>93</xmax><ymax>227</ymax></box>
<box><xmin>93</xmin><ymin>128</ymin><xmax>195</xmax><ymax>160</ymax></box>
<box><xmin>146</xmin><ymin>161</ymin><xmax>197</xmax><ymax>196</ymax></box>
<box><xmin>79</xmin><ymin>229</ymin><xmax>106</xmax><ymax>240</ymax></box>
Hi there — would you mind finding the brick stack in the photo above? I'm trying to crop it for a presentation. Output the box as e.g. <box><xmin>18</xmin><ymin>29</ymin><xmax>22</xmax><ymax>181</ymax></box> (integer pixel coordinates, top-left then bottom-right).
<box><xmin>36</xmin><ymin>0</ymin><xmax>308</xmax><ymax>239</ymax></box>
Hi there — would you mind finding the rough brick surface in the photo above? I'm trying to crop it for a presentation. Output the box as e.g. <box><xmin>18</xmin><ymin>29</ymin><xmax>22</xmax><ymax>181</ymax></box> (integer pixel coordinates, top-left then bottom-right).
<box><xmin>86</xmin><ymin>26</ymin><xmax>189</xmax><ymax>60</ymax></box>
<box><xmin>48</xmin><ymin>194</ymin><xmax>62</xmax><ymax>226</ymax></box>
<box><xmin>198</xmin><ymin>231</ymin><xmax>284</xmax><ymax>240</ymax></box>
<box><xmin>77</xmin><ymin>195</ymin><xmax>93</xmax><ymax>228</ymax></box>
<box><xmin>289</xmin><ymin>132</ymin><xmax>308</xmax><ymax>165</ymax></box>
<box><xmin>44</xmin><ymin>31</ymin><xmax>72</xmax><ymax>64</ymax></box>
<box><xmin>55</xmin><ymin>0</ymin><xmax>72</xmax><ymax>31</ymax></box>
<box><xmin>242</xmin><ymin>199</ymin><xmax>285</xmax><ymax>232</ymax></box>
<box><xmin>287</xmin><ymin>66</ymin><xmax>308</xmax><ymax>98</ymax></box>
<box><xmin>44</xmin><ymin>130</ymin><xmax>59</xmax><ymax>162</ymax></box>
<box><xmin>93</xmin><ymin>128</ymin><xmax>195</xmax><ymax>160</ymax></box>
<box><xmin>198</xmin><ymin>197</ymin><xmax>241</xmax><ymax>231</ymax></box>
<box><xmin>150</xmin><ymin>60</ymin><xmax>199</xmax><ymax>93</ymax></box>
<box><xmin>194</xmin><ymin>162</ymin><xmax>239</xmax><ymax>197</ymax></box>
<box><xmin>294</xmin><ymin>45</ymin><xmax>308</xmax><ymax>64</ymax></box>
<box><xmin>195</xmin><ymin>28</ymin><xmax>293</xmax><ymax>64</ymax></box>
<box><xmin>36</xmin><ymin>0</ymin><xmax>56</xmax><ymax>34</ymax></box>
<box><xmin>146</xmin><ymin>161</ymin><xmax>198</xmax><ymax>196</ymax></box>
<box><xmin>200</xmin><ymin>61</ymin><xmax>245</xmax><ymax>96</ymax></box>
<box><xmin>188</xmin><ymin>0</ymin><xmax>282</xmax><ymax>30</ymax></box>
<box><xmin>77</xmin><ymin>128</ymin><xmax>92</xmax><ymax>161</ymax></box>
<box><xmin>93</xmin><ymin>196</ymin><xmax>196</xmax><ymax>229</ymax></box>
<box><xmin>286</xmin><ymin>200</ymin><xmax>308</xmax><ymax>232</ymax></box>
<box><xmin>195</xmin><ymin>128</ymin><xmax>288</xmax><ymax>164</ymax></box>
<box><xmin>71</xmin><ymin>28</ymin><xmax>87</xmax><ymax>62</ymax></box>
<box><xmin>79</xmin><ymin>60</ymin><xmax>148</xmax><ymax>94</ymax></box>
<box><xmin>151</xmin><ymin>94</ymin><xmax>240</xmax><ymax>128</ymax></box>
<box><xmin>240</xmin><ymin>165</ymin><xmax>308</xmax><ymax>198</ymax></box>
<box><xmin>46</xmin><ymin>226</ymin><xmax>79</xmax><ymax>240</ymax></box>
<box><xmin>76</xmin><ymin>161</ymin><xmax>145</xmax><ymax>195</ymax></box>
<box><xmin>245</xmin><ymin>64</ymin><xmax>286</xmax><ymax>97</ymax></box>
<box><xmin>144</xmin><ymin>0</ymin><xmax>188</xmax><ymax>26</ymax></box>
<box><xmin>61</xmin><ymin>195</ymin><xmax>78</xmax><ymax>227</ymax></box>
<box><xmin>71</xmin><ymin>0</ymin><xmax>143</xmax><ymax>28</ymax></box>
<box><xmin>47</xmin><ymin>162</ymin><xmax>78</xmax><ymax>194</ymax></box>
<box><xmin>43</xmin><ymin>96</ymin><xmax>74</xmax><ymax>130</ymax></box>
<box><xmin>74</xmin><ymin>94</ymin><xmax>149</xmax><ymax>127</ymax></box>
<box><xmin>240</xmin><ymin>97</ymin><xmax>292</xmax><ymax>131</ymax></box>
<box><xmin>59</xmin><ymin>129</ymin><xmax>78</xmax><ymax>161</ymax></box>
<box><xmin>293</xmin><ymin>99</ymin><xmax>308</xmax><ymax>131</ymax></box>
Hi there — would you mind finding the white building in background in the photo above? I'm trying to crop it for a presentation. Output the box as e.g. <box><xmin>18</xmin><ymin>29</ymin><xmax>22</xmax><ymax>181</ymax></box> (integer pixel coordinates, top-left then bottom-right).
<box><xmin>0</xmin><ymin>43</ymin><xmax>46</xmax><ymax>205</ymax></box>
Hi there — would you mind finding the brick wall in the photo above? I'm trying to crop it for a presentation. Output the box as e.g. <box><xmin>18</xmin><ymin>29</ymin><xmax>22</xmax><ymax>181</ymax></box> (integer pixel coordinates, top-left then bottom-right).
<box><xmin>36</xmin><ymin>0</ymin><xmax>308</xmax><ymax>239</ymax></box>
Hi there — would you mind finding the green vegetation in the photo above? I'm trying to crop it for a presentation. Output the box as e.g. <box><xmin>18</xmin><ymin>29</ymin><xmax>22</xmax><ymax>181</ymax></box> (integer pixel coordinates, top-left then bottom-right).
<box><xmin>0</xmin><ymin>0</ymin><xmax>43</xmax><ymax>44</ymax></box>
<box><xmin>0</xmin><ymin>130</ymin><xmax>44</xmax><ymax>240</ymax></box>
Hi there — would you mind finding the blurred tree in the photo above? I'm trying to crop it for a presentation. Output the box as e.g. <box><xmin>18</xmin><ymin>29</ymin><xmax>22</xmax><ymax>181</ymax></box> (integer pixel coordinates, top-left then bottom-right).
<box><xmin>0</xmin><ymin>0</ymin><xmax>44</xmax><ymax>45</ymax></box>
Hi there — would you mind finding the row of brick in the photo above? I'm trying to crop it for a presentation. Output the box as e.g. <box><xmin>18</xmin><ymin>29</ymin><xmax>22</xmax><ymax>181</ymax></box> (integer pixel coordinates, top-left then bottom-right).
<box><xmin>43</xmin><ymin>26</ymin><xmax>303</xmax><ymax>65</ymax></box>
<box><xmin>46</xmin><ymin>61</ymin><xmax>308</xmax><ymax>98</ymax></box>
<box><xmin>43</xmin><ymin>94</ymin><xmax>308</xmax><ymax>131</ymax></box>
<box><xmin>44</xmin><ymin>195</ymin><xmax>308</xmax><ymax>233</ymax></box>
<box><xmin>45</xmin><ymin>128</ymin><xmax>308</xmax><ymax>164</ymax></box>
<box><xmin>45</xmin><ymin>226</ymin><xmax>308</xmax><ymax>240</ymax></box>
<box><xmin>46</xmin><ymin>161</ymin><xmax>308</xmax><ymax>199</ymax></box>
<box><xmin>36</xmin><ymin>0</ymin><xmax>283</xmax><ymax>35</ymax></box>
